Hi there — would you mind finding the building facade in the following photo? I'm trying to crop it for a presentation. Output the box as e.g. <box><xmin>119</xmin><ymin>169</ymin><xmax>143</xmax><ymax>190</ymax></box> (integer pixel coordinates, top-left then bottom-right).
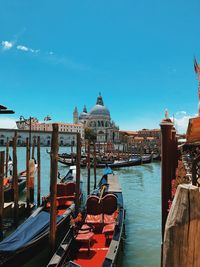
<box><xmin>0</xmin><ymin>128</ymin><xmax>78</xmax><ymax>146</ymax></box>
<box><xmin>73</xmin><ymin>94</ymin><xmax>120</xmax><ymax>143</ymax></box>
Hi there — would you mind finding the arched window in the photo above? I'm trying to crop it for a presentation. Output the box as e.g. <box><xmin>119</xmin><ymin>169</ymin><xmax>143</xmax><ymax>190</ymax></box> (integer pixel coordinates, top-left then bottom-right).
<box><xmin>98</xmin><ymin>121</ymin><xmax>101</xmax><ymax>127</ymax></box>
<box><xmin>101</xmin><ymin>121</ymin><xmax>104</xmax><ymax>127</ymax></box>
<box><xmin>105</xmin><ymin>122</ymin><xmax>108</xmax><ymax>127</ymax></box>
<box><xmin>93</xmin><ymin>121</ymin><xmax>96</xmax><ymax>127</ymax></box>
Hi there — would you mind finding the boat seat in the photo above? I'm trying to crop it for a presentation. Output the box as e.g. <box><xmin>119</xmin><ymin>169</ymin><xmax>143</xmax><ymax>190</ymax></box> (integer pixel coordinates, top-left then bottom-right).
<box><xmin>57</xmin><ymin>182</ymin><xmax>76</xmax><ymax>197</ymax></box>
<box><xmin>102</xmin><ymin>223</ymin><xmax>115</xmax><ymax>241</ymax></box>
<box><xmin>75</xmin><ymin>224</ymin><xmax>94</xmax><ymax>255</ymax></box>
<box><xmin>102</xmin><ymin>194</ymin><xmax>118</xmax><ymax>224</ymax></box>
<box><xmin>85</xmin><ymin>196</ymin><xmax>103</xmax><ymax>224</ymax></box>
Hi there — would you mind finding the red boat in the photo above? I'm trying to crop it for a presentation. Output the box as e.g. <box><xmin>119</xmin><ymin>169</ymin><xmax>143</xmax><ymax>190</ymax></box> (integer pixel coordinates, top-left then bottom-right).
<box><xmin>47</xmin><ymin>173</ymin><xmax>125</xmax><ymax>267</ymax></box>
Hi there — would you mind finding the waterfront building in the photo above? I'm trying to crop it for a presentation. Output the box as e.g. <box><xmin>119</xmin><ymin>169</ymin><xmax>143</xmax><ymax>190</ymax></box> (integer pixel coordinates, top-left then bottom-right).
<box><xmin>73</xmin><ymin>93</ymin><xmax>120</xmax><ymax>143</ymax></box>
<box><xmin>0</xmin><ymin>120</ymin><xmax>84</xmax><ymax>146</ymax></box>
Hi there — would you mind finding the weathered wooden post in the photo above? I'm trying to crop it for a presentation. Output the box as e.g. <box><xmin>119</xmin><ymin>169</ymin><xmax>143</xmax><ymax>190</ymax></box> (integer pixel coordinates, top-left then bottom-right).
<box><xmin>5</xmin><ymin>139</ymin><xmax>9</xmax><ymax>177</ymax></box>
<box><xmin>49</xmin><ymin>123</ymin><xmax>59</xmax><ymax>254</ymax></box>
<box><xmin>171</xmin><ymin>128</ymin><xmax>177</xmax><ymax>182</ymax></box>
<box><xmin>29</xmin><ymin>159</ymin><xmax>35</xmax><ymax>203</ymax></box>
<box><xmin>13</xmin><ymin>131</ymin><xmax>19</xmax><ymax>226</ymax></box>
<box><xmin>160</xmin><ymin>116</ymin><xmax>173</xmax><ymax>266</ymax></box>
<box><xmin>26</xmin><ymin>137</ymin><xmax>30</xmax><ymax>212</ymax></box>
<box><xmin>31</xmin><ymin>137</ymin><xmax>35</xmax><ymax>159</ymax></box>
<box><xmin>93</xmin><ymin>142</ymin><xmax>97</xmax><ymax>189</ymax></box>
<box><xmin>75</xmin><ymin>133</ymin><xmax>81</xmax><ymax>213</ymax></box>
<box><xmin>37</xmin><ymin>136</ymin><xmax>41</xmax><ymax>206</ymax></box>
<box><xmin>0</xmin><ymin>151</ymin><xmax>5</xmax><ymax>240</ymax></box>
<box><xmin>87</xmin><ymin>141</ymin><xmax>91</xmax><ymax>196</ymax></box>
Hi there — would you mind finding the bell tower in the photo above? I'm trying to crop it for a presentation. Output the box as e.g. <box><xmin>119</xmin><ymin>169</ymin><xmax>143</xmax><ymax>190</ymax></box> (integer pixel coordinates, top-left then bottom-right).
<box><xmin>73</xmin><ymin>107</ymin><xmax>79</xmax><ymax>124</ymax></box>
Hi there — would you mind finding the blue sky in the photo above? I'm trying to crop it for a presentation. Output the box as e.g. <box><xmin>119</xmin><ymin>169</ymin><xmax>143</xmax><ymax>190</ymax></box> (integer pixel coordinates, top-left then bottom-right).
<box><xmin>0</xmin><ymin>0</ymin><xmax>200</xmax><ymax>133</ymax></box>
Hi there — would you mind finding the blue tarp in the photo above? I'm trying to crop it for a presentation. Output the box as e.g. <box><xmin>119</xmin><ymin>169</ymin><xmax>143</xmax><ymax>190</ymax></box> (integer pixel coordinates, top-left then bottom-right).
<box><xmin>0</xmin><ymin>211</ymin><xmax>62</xmax><ymax>252</ymax></box>
<box><xmin>103</xmin><ymin>167</ymin><xmax>113</xmax><ymax>175</ymax></box>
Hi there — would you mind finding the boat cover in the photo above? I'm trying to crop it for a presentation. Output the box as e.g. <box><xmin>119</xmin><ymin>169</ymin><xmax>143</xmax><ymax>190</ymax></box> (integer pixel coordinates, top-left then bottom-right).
<box><xmin>0</xmin><ymin>211</ymin><xmax>62</xmax><ymax>252</ymax></box>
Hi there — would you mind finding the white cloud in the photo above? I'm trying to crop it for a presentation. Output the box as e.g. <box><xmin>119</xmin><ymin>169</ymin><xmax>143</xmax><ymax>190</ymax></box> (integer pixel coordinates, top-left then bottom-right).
<box><xmin>17</xmin><ymin>45</ymin><xmax>29</xmax><ymax>52</ymax></box>
<box><xmin>17</xmin><ymin>44</ymin><xmax>40</xmax><ymax>54</ymax></box>
<box><xmin>171</xmin><ymin>111</ymin><xmax>196</xmax><ymax>134</ymax></box>
<box><xmin>0</xmin><ymin>118</ymin><xmax>17</xmax><ymax>129</ymax></box>
<box><xmin>2</xmin><ymin>41</ymin><xmax>13</xmax><ymax>50</ymax></box>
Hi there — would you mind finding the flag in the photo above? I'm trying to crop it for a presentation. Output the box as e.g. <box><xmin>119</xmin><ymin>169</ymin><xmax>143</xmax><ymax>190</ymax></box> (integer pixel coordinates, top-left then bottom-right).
<box><xmin>44</xmin><ymin>115</ymin><xmax>51</xmax><ymax>121</ymax></box>
<box><xmin>194</xmin><ymin>57</ymin><xmax>199</xmax><ymax>74</ymax></box>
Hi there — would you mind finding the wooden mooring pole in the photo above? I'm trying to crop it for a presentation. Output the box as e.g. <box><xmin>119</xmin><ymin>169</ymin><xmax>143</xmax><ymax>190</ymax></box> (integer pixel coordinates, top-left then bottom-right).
<box><xmin>75</xmin><ymin>133</ymin><xmax>81</xmax><ymax>213</ymax></box>
<box><xmin>0</xmin><ymin>151</ymin><xmax>5</xmax><ymax>240</ymax></box>
<box><xmin>49</xmin><ymin>123</ymin><xmax>59</xmax><ymax>254</ymax></box>
<box><xmin>5</xmin><ymin>139</ymin><xmax>9</xmax><ymax>177</ymax></box>
<box><xmin>93</xmin><ymin>142</ymin><xmax>97</xmax><ymax>189</ymax></box>
<box><xmin>87</xmin><ymin>141</ymin><xmax>91</xmax><ymax>196</ymax></box>
<box><xmin>26</xmin><ymin>138</ymin><xmax>30</xmax><ymax>212</ymax></box>
<box><xmin>32</xmin><ymin>137</ymin><xmax>35</xmax><ymax>160</ymax></box>
<box><xmin>13</xmin><ymin>131</ymin><xmax>19</xmax><ymax>227</ymax></box>
<box><xmin>37</xmin><ymin>136</ymin><xmax>41</xmax><ymax>206</ymax></box>
<box><xmin>160</xmin><ymin>117</ymin><xmax>173</xmax><ymax>266</ymax></box>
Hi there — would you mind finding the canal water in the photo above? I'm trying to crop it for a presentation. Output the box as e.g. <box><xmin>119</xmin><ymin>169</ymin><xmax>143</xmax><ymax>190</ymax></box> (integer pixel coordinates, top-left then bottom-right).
<box><xmin>2</xmin><ymin>147</ymin><xmax>161</xmax><ymax>267</ymax></box>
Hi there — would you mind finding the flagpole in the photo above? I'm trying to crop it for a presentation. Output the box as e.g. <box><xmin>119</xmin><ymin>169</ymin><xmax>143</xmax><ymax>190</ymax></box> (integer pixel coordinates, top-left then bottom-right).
<box><xmin>194</xmin><ymin>57</ymin><xmax>200</xmax><ymax>117</ymax></box>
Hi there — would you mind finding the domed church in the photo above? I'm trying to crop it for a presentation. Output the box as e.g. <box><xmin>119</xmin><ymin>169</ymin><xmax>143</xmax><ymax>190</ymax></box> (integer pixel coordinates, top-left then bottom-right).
<box><xmin>73</xmin><ymin>93</ymin><xmax>120</xmax><ymax>143</ymax></box>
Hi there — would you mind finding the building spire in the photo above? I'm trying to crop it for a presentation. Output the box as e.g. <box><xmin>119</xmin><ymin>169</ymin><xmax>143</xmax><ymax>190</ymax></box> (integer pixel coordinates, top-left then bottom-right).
<box><xmin>165</xmin><ymin>109</ymin><xmax>169</xmax><ymax>119</ymax></box>
<box><xmin>83</xmin><ymin>105</ymin><xmax>87</xmax><ymax>113</ymax></box>
<box><xmin>96</xmin><ymin>93</ymin><xmax>104</xmax><ymax>106</ymax></box>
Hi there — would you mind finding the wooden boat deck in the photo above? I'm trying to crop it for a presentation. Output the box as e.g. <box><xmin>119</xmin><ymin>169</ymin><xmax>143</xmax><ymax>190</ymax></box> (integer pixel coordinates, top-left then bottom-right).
<box><xmin>107</xmin><ymin>174</ymin><xmax>122</xmax><ymax>193</ymax></box>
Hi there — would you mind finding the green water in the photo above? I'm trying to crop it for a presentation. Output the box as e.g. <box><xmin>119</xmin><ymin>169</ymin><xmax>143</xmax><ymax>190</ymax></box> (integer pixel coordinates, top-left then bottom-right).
<box><xmin>1</xmin><ymin>147</ymin><xmax>161</xmax><ymax>267</ymax></box>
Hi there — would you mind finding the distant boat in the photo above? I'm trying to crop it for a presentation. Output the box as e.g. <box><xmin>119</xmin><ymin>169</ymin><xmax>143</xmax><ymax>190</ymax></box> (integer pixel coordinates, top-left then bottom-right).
<box><xmin>58</xmin><ymin>156</ymin><xmax>142</xmax><ymax>168</ymax></box>
<box><xmin>141</xmin><ymin>154</ymin><xmax>152</xmax><ymax>164</ymax></box>
<box><xmin>47</xmin><ymin>173</ymin><xmax>125</xmax><ymax>267</ymax></box>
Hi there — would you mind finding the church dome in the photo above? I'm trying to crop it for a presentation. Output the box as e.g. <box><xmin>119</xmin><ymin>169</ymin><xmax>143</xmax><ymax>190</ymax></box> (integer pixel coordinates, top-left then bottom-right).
<box><xmin>90</xmin><ymin>105</ymin><xmax>110</xmax><ymax>117</ymax></box>
<box><xmin>90</xmin><ymin>94</ymin><xmax>110</xmax><ymax>117</ymax></box>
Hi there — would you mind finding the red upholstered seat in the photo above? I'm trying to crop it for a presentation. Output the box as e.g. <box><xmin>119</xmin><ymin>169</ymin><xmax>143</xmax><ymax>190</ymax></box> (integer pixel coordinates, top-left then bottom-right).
<box><xmin>76</xmin><ymin>232</ymin><xmax>94</xmax><ymax>241</ymax></box>
<box><xmin>102</xmin><ymin>223</ymin><xmax>115</xmax><ymax>234</ymax></box>
<box><xmin>85</xmin><ymin>196</ymin><xmax>103</xmax><ymax>224</ymax></box>
<box><xmin>85</xmin><ymin>214</ymin><xmax>103</xmax><ymax>224</ymax></box>
<box><xmin>57</xmin><ymin>182</ymin><xmax>76</xmax><ymax>197</ymax></box>
<box><xmin>103</xmin><ymin>212</ymin><xmax>118</xmax><ymax>224</ymax></box>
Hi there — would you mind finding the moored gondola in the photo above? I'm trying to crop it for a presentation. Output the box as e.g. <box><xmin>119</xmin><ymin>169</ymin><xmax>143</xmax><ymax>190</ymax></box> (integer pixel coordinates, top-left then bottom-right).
<box><xmin>47</xmin><ymin>173</ymin><xmax>125</xmax><ymax>267</ymax></box>
<box><xmin>58</xmin><ymin>156</ymin><xmax>142</xmax><ymax>169</ymax></box>
<box><xmin>0</xmin><ymin>168</ymin><xmax>81</xmax><ymax>267</ymax></box>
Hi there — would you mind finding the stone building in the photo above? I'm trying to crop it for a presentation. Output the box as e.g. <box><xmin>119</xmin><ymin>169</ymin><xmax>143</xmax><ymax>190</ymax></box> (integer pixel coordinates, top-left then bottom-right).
<box><xmin>73</xmin><ymin>94</ymin><xmax>120</xmax><ymax>143</ymax></box>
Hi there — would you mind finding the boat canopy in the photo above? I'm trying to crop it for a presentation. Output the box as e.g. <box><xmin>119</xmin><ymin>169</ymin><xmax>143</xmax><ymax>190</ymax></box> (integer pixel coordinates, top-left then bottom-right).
<box><xmin>0</xmin><ymin>211</ymin><xmax>62</xmax><ymax>252</ymax></box>
<box><xmin>186</xmin><ymin>117</ymin><xmax>200</xmax><ymax>144</ymax></box>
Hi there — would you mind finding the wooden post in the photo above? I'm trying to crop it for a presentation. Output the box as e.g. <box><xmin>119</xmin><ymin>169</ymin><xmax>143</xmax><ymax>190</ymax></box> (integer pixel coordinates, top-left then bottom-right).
<box><xmin>171</xmin><ymin>128</ymin><xmax>177</xmax><ymax>181</ymax></box>
<box><xmin>26</xmin><ymin>138</ymin><xmax>30</xmax><ymax>212</ymax></box>
<box><xmin>0</xmin><ymin>152</ymin><xmax>5</xmax><ymax>240</ymax></box>
<box><xmin>49</xmin><ymin>123</ymin><xmax>59</xmax><ymax>254</ymax></box>
<box><xmin>93</xmin><ymin>142</ymin><xmax>97</xmax><ymax>189</ymax></box>
<box><xmin>32</xmin><ymin>137</ymin><xmax>35</xmax><ymax>159</ymax></box>
<box><xmin>75</xmin><ymin>133</ymin><xmax>81</xmax><ymax>213</ymax></box>
<box><xmin>160</xmin><ymin>117</ymin><xmax>173</xmax><ymax>266</ymax></box>
<box><xmin>29</xmin><ymin>159</ymin><xmax>35</xmax><ymax>203</ymax></box>
<box><xmin>37</xmin><ymin>136</ymin><xmax>41</xmax><ymax>206</ymax></box>
<box><xmin>163</xmin><ymin>184</ymin><xmax>200</xmax><ymax>267</ymax></box>
<box><xmin>13</xmin><ymin>131</ymin><xmax>19</xmax><ymax>226</ymax></box>
<box><xmin>5</xmin><ymin>139</ymin><xmax>9</xmax><ymax>177</ymax></box>
<box><xmin>87</xmin><ymin>141</ymin><xmax>91</xmax><ymax>196</ymax></box>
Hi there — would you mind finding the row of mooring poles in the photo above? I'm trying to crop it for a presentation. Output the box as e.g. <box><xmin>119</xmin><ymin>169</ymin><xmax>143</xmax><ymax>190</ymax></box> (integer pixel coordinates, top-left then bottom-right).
<box><xmin>160</xmin><ymin>117</ymin><xmax>178</xmax><ymax>266</ymax></box>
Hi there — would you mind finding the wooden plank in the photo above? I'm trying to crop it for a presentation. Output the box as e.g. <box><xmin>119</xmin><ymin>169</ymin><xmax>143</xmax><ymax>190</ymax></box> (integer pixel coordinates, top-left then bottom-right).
<box><xmin>105</xmin><ymin>240</ymin><xmax>119</xmax><ymax>261</ymax></box>
<box><xmin>13</xmin><ymin>131</ymin><xmax>19</xmax><ymax>226</ymax></box>
<box><xmin>107</xmin><ymin>174</ymin><xmax>122</xmax><ymax>193</ymax></box>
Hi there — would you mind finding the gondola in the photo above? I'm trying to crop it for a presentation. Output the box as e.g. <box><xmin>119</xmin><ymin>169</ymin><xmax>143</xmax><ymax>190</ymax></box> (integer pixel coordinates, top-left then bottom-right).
<box><xmin>58</xmin><ymin>156</ymin><xmax>142</xmax><ymax>169</ymax></box>
<box><xmin>141</xmin><ymin>154</ymin><xmax>152</xmax><ymax>164</ymax></box>
<box><xmin>0</xmin><ymin>167</ymin><xmax>80</xmax><ymax>267</ymax></box>
<box><xmin>47</xmin><ymin>172</ymin><xmax>125</xmax><ymax>267</ymax></box>
<box><xmin>152</xmin><ymin>153</ymin><xmax>161</xmax><ymax>161</ymax></box>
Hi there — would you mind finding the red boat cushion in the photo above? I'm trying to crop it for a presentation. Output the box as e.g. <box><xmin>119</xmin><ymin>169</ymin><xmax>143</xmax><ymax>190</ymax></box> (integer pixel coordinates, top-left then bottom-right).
<box><xmin>57</xmin><ymin>182</ymin><xmax>76</xmax><ymax>197</ymax></box>
<box><xmin>85</xmin><ymin>214</ymin><xmax>103</xmax><ymax>224</ymax></box>
<box><xmin>103</xmin><ymin>212</ymin><xmax>118</xmax><ymax>224</ymax></box>
<box><xmin>76</xmin><ymin>232</ymin><xmax>94</xmax><ymax>242</ymax></box>
<box><xmin>86</xmin><ymin>196</ymin><xmax>102</xmax><ymax>215</ymax></box>
<box><xmin>102</xmin><ymin>223</ymin><xmax>115</xmax><ymax>234</ymax></box>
